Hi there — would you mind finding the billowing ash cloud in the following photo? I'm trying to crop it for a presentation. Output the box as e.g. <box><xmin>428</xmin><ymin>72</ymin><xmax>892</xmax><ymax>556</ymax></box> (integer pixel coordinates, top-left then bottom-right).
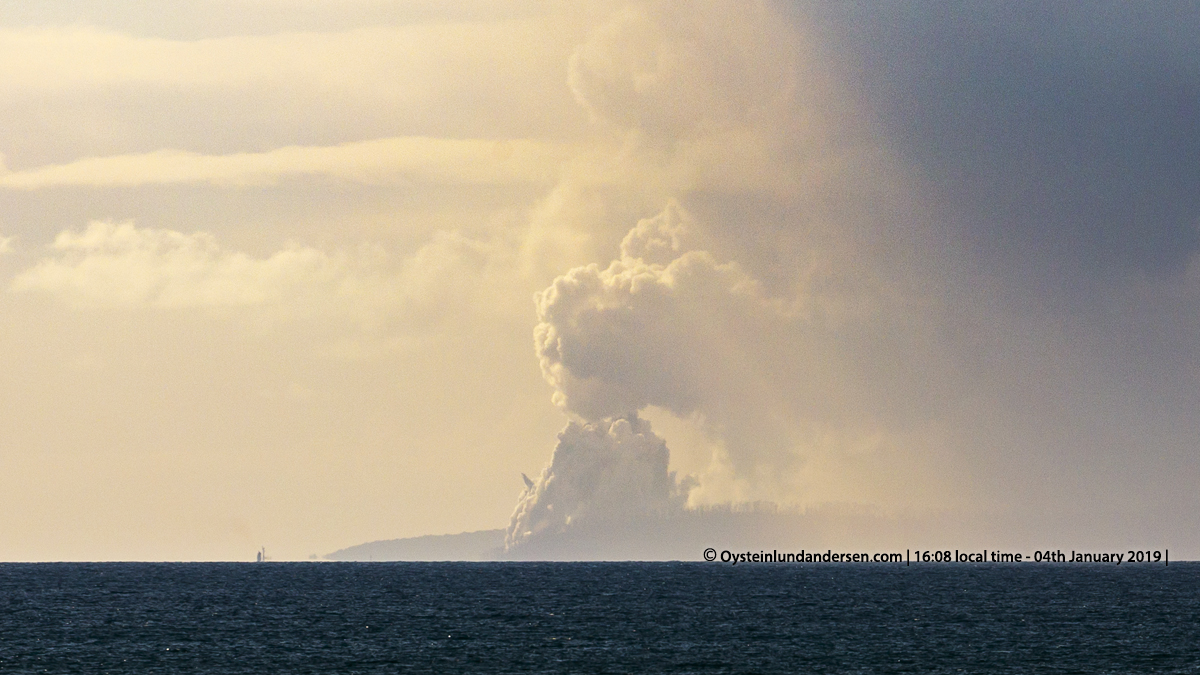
<box><xmin>506</xmin><ymin>203</ymin><xmax>795</xmax><ymax>554</ymax></box>
<box><xmin>533</xmin><ymin>202</ymin><xmax>777</xmax><ymax>421</ymax></box>
<box><xmin>506</xmin><ymin>415</ymin><xmax>693</xmax><ymax>551</ymax></box>
<box><xmin>503</xmin><ymin>0</ymin><xmax>935</xmax><ymax>556</ymax></box>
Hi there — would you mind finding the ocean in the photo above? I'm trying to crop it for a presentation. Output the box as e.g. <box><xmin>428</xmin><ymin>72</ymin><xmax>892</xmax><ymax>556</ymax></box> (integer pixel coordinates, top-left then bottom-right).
<box><xmin>1</xmin><ymin>561</ymin><xmax>1196</xmax><ymax>673</ymax></box>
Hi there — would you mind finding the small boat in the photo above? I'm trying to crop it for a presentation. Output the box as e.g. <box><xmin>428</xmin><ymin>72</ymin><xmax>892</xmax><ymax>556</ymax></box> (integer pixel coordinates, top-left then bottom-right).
<box><xmin>256</xmin><ymin>546</ymin><xmax>268</xmax><ymax>562</ymax></box>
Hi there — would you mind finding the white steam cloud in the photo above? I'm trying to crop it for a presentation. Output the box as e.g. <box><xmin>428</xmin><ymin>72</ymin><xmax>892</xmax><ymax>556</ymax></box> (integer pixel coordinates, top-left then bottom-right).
<box><xmin>534</xmin><ymin>202</ymin><xmax>778</xmax><ymax>421</ymax></box>
<box><xmin>502</xmin><ymin>0</ymin><xmax>891</xmax><ymax>555</ymax></box>
<box><xmin>506</xmin><ymin>202</ymin><xmax>805</xmax><ymax>554</ymax></box>
<box><xmin>506</xmin><ymin>415</ymin><xmax>693</xmax><ymax>551</ymax></box>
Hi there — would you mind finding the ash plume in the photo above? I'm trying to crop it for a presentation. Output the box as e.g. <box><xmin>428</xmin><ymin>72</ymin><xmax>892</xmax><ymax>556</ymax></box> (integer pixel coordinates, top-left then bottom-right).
<box><xmin>504</xmin><ymin>0</ymin><xmax>955</xmax><ymax>556</ymax></box>
<box><xmin>506</xmin><ymin>415</ymin><xmax>693</xmax><ymax>552</ymax></box>
<box><xmin>505</xmin><ymin>204</ymin><xmax>790</xmax><ymax>555</ymax></box>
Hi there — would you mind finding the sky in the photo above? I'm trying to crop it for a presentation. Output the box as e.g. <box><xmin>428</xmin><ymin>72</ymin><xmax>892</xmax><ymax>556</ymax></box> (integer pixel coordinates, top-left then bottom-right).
<box><xmin>2</xmin><ymin>0</ymin><xmax>1198</xmax><ymax>561</ymax></box>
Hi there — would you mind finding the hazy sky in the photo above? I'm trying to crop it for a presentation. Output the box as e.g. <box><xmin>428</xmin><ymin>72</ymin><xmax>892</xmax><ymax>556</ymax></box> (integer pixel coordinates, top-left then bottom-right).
<box><xmin>3</xmin><ymin>0</ymin><xmax>1199</xmax><ymax>561</ymax></box>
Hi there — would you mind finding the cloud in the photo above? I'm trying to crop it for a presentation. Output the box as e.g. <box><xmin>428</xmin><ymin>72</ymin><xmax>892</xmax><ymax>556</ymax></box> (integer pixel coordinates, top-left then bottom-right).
<box><xmin>0</xmin><ymin>17</ymin><xmax>589</xmax><ymax>165</ymax></box>
<box><xmin>0</xmin><ymin>137</ymin><xmax>574</xmax><ymax>190</ymax></box>
<box><xmin>9</xmin><ymin>220</ymin><xmax>504</xmax><ymax>343</ymax></box>
<box><xmin>566</xmin><ymin>3</ymin><xmax>796</xmax><ymax>136</ymax></box>
<box><xmin>508</xmin><ymin>0</ymin><xmax>946</xmax><ymax>532</ymax></box>
<box><xmin>511</xmin><ymin>203</ymin><xmax>816</xmax><ymax>550</ymax></box>
<box><xmin>520</xmin><ymin>198</ymin><xmax>998</xmax><ymax>541</ymax></box>
<box><xmin>0</xmin><ymin>26</ymin><xmax>368</xmax><ymax>91</ymax></box>
<box><xmin>534</xmin><ymin>202</ymin><xmax>781</xmax><ymax>421</ymax></box>
<box><xmin>0</xmin><ymin>23</ymin><xmax>549</xmax><ymax>93</ymax></box>
<box><xmin>0</xmin><ymin>0</ymin><xmax>1196</xmax><ymax>562</ymax></box>
<box><xmin>807</xmin><ymin>1</ymin><xmax>1200</xmax><ymax>283</ymax></box>
<box><xmin>12</xmin><ymin>221</ymin><xmax>342</xmax><ymax>309</ymax></box>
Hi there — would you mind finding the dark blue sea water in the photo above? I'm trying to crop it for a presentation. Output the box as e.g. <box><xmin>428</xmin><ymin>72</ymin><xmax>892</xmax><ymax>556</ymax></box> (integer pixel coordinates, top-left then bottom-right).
<box><xmin>1</xmin><ymin>562</ymin><xmax>1197</xmax><ymax>674</ymax></box>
